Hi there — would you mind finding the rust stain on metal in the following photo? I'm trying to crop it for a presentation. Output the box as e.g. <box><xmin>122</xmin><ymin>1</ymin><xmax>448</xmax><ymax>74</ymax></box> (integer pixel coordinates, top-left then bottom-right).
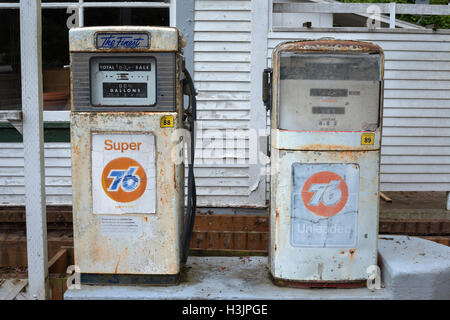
<box><xmin>298</xmin><ymin>144</ymin><xmax>364</xmax><ymax>152</ymax></box>
<box><xmin>89</xmin><ymin>228</ymin><xmax>104</xmax><ymax>264</ymax></box>
<box><xmin>173</xmin><ymin>164</ymin><xmax>177</xmax><ymax>190</ymax></box>
<box><xmin>348</xmin><ymin>249</ymin><xmax>356</xmax><ymax>259</ymax></box>
<box><xmin>72</xmin><ymin>144</ymin><xmax>80</xmax><ymax>155</ymax></box>
<box><xmin>114</xmin><ymin>256</ymin><xmax>121</xmax><ymax>274</ymax></box>
<box><xmin>274</xmin><ymin>40</ymin><xmax>383</xmax><ymax>55</ymax></box>
<box><xmin>335</xmin><ymin>150</ymin><xmax>370</xmax><ymax>162</ymax></box>
<box><xmin>272</xmin><ymin>276</ymin><xmax>366</xmax><ymax>289</ymax></box>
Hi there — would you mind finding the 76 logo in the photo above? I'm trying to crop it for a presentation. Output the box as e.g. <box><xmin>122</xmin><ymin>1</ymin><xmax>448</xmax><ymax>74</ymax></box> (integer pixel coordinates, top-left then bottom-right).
<box><xmin>302</xmin><ymin>171</ymin><xmax>349</xmax><ymax>217</ymax></box>
<box><xmin>107</xmin><ymin>167</ymin><xmax>140</xmax><ymax>192</ymax></box>
<box><xmin>308</xmin><ymin>180</ymin><xmax>342</xmax><ymax>207</ymax></box>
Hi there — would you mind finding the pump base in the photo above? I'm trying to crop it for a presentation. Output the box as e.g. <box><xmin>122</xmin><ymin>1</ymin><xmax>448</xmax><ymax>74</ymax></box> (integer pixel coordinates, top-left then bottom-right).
<box><xmin>80</xmin><ymin>273</ymin><xmax>181</xmax><ymax>286</ymax></box>
<box><xmin>270</xmin><ymin>273</ymin><xmax>366</xmax><ymax>289</ymax></box>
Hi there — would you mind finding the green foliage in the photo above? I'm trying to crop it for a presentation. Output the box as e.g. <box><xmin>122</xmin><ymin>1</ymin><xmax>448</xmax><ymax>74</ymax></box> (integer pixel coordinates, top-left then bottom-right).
<box><xmin>338</xmin><ymin>0</ymin><xmax>450</xmax><ymax>29</ymax></box>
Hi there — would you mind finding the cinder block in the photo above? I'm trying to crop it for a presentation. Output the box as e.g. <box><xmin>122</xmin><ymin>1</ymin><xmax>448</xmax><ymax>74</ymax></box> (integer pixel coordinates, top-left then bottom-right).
<box><xmin>379</xmin><ymin>235</ymin><xmax>450</xmax><ymax>300</ymax></box>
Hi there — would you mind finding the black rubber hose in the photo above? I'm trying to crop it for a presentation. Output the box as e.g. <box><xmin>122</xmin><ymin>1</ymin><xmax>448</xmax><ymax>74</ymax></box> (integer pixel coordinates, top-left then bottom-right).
<box><xmin>180</xmin><ymin>66</ymin><xmax>197</xmax><ymax>263</ymax></box>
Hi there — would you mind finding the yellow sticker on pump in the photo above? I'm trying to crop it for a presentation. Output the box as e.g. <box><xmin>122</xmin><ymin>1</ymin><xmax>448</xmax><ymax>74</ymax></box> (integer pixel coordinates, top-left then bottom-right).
<box><xmin>361</xmin><ymin>133</ymin><xmax>375</xmax><ymax>145</ymax></box>
<box><xmin>160</xmin><ymin>115</ymin><xmax>174</xmax><ymax>128</ymax></box>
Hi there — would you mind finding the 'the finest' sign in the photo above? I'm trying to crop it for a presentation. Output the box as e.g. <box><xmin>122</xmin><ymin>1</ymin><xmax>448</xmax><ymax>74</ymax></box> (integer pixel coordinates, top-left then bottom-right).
<box><xmin>92</xmin><ymin>133</ymin><xmax>156</xmax><ymax>214</ymax></box>
<box><xmin>96</xmin><ymin>32</ymin><xmax>150</xmax><ymax>49</ymax></box>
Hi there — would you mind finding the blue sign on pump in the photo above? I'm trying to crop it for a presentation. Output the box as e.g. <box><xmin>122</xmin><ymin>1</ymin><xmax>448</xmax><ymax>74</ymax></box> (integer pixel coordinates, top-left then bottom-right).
<box><xmin>96</xmin><ymin>33</ymin><xmax>150</xmax><ymax>49</ymax></box>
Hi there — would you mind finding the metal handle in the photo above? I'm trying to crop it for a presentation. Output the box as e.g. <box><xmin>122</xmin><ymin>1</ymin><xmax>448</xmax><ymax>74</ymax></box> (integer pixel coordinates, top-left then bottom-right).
<box><xmin>262</xmin><ymin>68</ymin><xmax>272</xmax><ymax>111</ymax></box>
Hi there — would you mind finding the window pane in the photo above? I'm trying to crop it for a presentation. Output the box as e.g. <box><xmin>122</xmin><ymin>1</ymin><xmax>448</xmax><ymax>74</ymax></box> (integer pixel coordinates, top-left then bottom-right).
<box><xmin>84</xmin><ymin>7</ymin><xmax>169</xmax><ymax>27</ymax></box>
<box><xmin>0</xmin><ymin>9</ymin><xmax>21</xmax><ymax>111</ymax></box>
<box><xmin>42</xmin><ymin>9</ymin><xmax>70</xmax><ymax>110</ymax></box>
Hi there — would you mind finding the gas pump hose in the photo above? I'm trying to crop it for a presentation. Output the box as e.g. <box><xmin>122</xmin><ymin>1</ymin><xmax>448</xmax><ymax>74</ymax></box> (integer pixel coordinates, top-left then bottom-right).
<box><xmin>180</xmin><ymin>66</ymin><xmax>197</xmax><ymax>263</ymax></box>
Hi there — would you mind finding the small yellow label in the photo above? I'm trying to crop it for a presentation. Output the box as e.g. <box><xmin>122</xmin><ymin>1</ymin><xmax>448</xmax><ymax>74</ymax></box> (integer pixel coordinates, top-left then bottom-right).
<box><xmin>160</xmin><ymin>115</ymin><xmax>174</xmax><ymax>128</ymax></box>
<box><xmin>361</xmin><ymin>133</ymin><xmax>375</xmax><ymax>145</ymax></box>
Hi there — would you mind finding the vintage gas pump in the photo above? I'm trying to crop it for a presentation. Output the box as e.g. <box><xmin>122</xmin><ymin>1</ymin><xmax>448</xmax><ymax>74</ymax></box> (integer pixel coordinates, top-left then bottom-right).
<box><xmin>69</xmin><ymin>26</ymin><xmax>197</xmax><ymax>285</ymax></box>
<box><xmin>263</xmin><ymin>40</ymin><xmax>384</xmax><ymax>287</ymax></box>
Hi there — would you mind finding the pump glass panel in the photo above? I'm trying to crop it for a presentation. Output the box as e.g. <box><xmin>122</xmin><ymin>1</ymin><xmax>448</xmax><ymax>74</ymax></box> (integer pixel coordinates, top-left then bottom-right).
<box><xmin>279</xmin><ymin>52</ymin><xmax>381</xmax><ymax>131</ymax></box>
<box><xmin>90</xmin><ymin>57</ymin><xmax>156</xmax><ymax>106</ymax></box>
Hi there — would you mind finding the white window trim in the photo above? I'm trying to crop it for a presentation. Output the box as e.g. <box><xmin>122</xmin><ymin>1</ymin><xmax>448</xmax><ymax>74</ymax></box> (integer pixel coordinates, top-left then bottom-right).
<box><xmin>44</xmin><ymin>110</ymin><xmax>70</xmax><ymax>122</ymax></box>
<box><xmin>0</xmin><ymin>1</ymin><xmax>176</xmax><ymax>123</ymax></box>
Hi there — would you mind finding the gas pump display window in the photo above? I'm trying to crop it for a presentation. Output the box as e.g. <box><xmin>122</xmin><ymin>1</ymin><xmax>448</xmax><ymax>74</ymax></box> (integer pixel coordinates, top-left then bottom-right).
<box><xmin>278</xmin><ymin>52</ymin><xmax>382</xmax><ymax>131</ymax></box>
<box><xmin>90</xmin><ymin>57</ymin><xmax>156</xmax><ymax>106</ymax></box>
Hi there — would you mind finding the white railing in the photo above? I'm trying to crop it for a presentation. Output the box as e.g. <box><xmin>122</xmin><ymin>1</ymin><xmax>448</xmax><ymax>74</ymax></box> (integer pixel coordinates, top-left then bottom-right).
<box><xmin>273</xmin><ymin>1</ymin><xmax>450</xmax><ymax>29</ymax></box>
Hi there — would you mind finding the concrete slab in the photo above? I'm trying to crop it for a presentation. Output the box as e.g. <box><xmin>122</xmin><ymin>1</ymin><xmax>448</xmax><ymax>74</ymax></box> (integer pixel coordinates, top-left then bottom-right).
<box><xmin>64</xmin><ymin>256</ymin><xmax>390</xmax><ymax>300</ymax></box>
<box><xmin>378</xmin><ymin>235</ymin><xmax>450</xmax><ymax>300</ymax></box>
<box><xmin>65</xmin><ymin>236</ymin><xmax>449</xmax><ymax>300</ymax></box>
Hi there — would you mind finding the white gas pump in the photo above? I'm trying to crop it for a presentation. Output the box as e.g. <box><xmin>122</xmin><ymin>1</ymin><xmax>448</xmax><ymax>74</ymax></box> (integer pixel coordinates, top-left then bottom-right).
<box><xmin>263</xmin><ymin>40</ymin><xmax>384</xmax><ymax>287</ymax></box>
<box><xmin>69</xmin><ymin>26</ymin><xmax>197</xmax><ymax>285</ymax></box>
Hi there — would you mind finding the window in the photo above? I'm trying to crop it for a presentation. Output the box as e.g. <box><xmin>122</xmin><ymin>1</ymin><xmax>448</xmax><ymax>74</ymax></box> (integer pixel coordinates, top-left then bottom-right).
<box><xmin>0</xmin><ymin>0</ymin><xmax>173</xmax><ymax>120</ymax></box>
<box><xmin>0</xmin><ymin>8</ymin><xmax>20</xmax><ymax>111</ymax></box>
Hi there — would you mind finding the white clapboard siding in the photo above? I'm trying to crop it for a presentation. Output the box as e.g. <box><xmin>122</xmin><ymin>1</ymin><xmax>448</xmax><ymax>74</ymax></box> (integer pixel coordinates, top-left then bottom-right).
<box><xmin>0</xmin><ymin>143</ymin><xmax>72</xmax><ymax>205</ymax></box>
<box><xmin>267</xmin><ymin>29</ymin><xmax>450</xmax><ymax>193</ymax></box>
<box><xmin>193</xmin><ymin>0</ymin><xmax>264</xmax><ymax>207</ymax></box>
